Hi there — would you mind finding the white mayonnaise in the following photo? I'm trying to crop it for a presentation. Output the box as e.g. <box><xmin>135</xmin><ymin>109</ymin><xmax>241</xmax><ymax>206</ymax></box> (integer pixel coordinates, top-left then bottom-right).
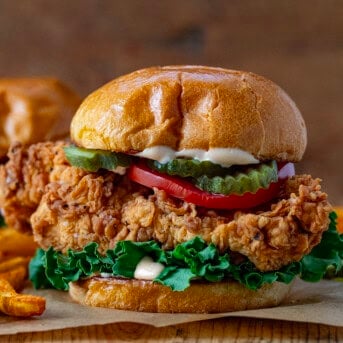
<box><xmin>100</xmin><ymin>272</ymin><xmax>114</xmax><ymax>278</ymax></box>
<box><xmin>135</xmin><ymin>146</ymin><xmax>258</xmax><ymax>167</ymax></box>
<box><xmin>134</xmin><ymin>256</ymin><xmax>165</xmax><ymax>280</ymax></box>
<box><xmin>111</xmin><ymin>166</ymin><xmax>127</xmax><ymax>175</ymax></box>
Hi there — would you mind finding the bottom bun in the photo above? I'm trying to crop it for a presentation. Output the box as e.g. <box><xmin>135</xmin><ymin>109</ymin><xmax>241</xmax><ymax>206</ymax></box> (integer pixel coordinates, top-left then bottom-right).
<box><xmin>69</xmin><ymin>277</ymin><xmax>292</xmax><ymax>313</ymax></box>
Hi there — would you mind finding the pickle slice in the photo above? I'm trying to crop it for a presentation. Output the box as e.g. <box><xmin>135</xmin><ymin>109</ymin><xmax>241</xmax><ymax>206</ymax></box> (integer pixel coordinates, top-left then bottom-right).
<box><xmin>150</xmin><ymin>157</ymin><xmax>278</xmax><ymax>195</ymax></box>
<box><xmin>195</xmin><ymin>161</ymin><xmax>278</xmax><ymax>195</ymax></box>
<box><xmin>64</xmin><ymin>146</ymin><xmax>131</xmax><ymax>172</ymax></box>
<box><xmin>149</xmin><ymin>158</ymin><xmax>228</xmax><ymax>178</ymax></box>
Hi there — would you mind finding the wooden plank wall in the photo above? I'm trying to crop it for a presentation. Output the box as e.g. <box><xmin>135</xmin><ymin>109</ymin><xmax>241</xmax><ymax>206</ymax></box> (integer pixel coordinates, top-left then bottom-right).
<box><xmin>0</xmin><ymin>0</ymin><xmax>342</xmax><ymax>203</ymax></box>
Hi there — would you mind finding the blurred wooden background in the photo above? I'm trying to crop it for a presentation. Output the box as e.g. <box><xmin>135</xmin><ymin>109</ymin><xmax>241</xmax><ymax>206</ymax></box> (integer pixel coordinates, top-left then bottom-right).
<box><xmin>0</xmin><ymin>0</ymin><xmax>342</xmax><ymax>203</ymax></box>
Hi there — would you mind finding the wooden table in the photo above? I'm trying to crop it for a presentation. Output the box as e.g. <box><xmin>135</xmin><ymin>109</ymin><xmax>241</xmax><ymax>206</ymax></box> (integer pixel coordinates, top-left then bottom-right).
<box><xmin>2</xmin><ymin>318</ymin><xmax>342</xmax><ymax>342</ymax></box>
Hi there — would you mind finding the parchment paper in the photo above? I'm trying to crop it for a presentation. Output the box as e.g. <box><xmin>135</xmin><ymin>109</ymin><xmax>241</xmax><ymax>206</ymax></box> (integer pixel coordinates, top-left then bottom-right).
<box><xmin>0</xmin><ymin>279</ymin><xmax>342</xmax><ymax>335</ymax></box>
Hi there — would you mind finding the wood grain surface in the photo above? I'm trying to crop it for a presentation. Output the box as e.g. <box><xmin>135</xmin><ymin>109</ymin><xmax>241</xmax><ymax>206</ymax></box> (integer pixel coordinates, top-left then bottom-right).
<box><xmin>0</xmin><ymin>0</ymin><xmax>342</xmax><ymax>203</ymax></box>
<box><xmin>0</xmin><ymin>3</ymin><xmax>342</xmax><ymax>341</ymax></box>
<box><xmin>1</xmin><ymin>319</ymin><xmax>342</xmax><ymax>342</ymax></box>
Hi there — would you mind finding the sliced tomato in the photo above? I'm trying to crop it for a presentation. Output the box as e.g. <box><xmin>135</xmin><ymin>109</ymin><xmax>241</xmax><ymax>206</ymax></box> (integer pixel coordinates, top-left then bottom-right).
<box><xmin>128</xmin><ymin>162</ymin><xmax>295</xmax><ymax>210</ymax></box>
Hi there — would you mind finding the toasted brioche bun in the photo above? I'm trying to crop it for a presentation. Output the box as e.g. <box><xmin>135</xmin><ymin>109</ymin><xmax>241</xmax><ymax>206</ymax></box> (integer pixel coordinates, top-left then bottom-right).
<box><xmin>71</xmin><ymin>65</ymin><xmax>306</xmax><ymax>162</ymax></box>
<box><xmin>69</xmin><ymin>277</ymin><xmax>291</xmax><ymax>313</ymax></box>
<box><xmin>0</xmin><ymin>77</ymin><xmax>81</xmax><ymax>157</ymax></box>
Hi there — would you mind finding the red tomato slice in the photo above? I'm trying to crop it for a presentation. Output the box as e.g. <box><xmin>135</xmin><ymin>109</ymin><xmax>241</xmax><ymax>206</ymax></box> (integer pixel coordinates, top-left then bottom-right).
<box><xmin>128</xmin><ymin>162</ymin><xmax>295</xmax><ymax>209</ymax></box>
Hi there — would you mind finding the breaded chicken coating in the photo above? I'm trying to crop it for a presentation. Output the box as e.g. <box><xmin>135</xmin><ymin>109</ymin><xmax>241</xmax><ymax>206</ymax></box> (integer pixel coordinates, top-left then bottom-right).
<box><xmin>0</xmin><ymin>142</ymin><xmax>68</xmax><ymax>232</ymax></box>
<box><xmin>31</xmin><ymin>166</ymin><xmax>331</xmax><ymax>271</ymax></box>
<box><xmin>0</xmin><ymin>142</ymin><xmax>331</xmax><ymax>271</ymax></box>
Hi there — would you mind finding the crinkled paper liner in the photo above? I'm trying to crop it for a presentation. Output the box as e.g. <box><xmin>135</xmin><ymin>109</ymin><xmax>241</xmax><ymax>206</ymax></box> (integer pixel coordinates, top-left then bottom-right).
<box><xmin>0</xmin><ymin>279</ymin><xmax>342</xmax><ymax>335</ymax></box>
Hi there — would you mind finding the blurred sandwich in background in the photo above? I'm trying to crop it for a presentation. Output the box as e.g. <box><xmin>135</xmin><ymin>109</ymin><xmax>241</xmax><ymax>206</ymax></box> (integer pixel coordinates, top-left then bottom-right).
<box><xmin>0</xmin><ymin>78</ymin><xmax>80</xmax><ymax>316</ymax></box>
<box><xmin>0</xmin><ymin>77</ymin><xmax>81</xmax><ymax>160</ymax></box>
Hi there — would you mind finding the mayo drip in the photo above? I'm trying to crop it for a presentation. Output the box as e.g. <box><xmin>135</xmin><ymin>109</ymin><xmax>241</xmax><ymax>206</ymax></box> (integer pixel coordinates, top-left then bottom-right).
<box><xmin>135</xmin><ymin>146</ymin><xmax>259</xmax><ymax>167</ymax></box>
<box><xmin>134</xmin><ymin>256</ymin><xmax>165</xmax><ymax>280</ymax></box>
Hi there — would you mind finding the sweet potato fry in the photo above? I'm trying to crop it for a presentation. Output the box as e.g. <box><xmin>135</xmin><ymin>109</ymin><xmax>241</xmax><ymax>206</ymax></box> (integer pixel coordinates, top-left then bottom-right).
<box><xmin>333</xmin><ymin>207</ymin><xmax>343</xmax><ymax>234</ymax></box>
<box><xmin>0</xmin><ymin>256</ymin><xmax>30</xmax><ymax>273</ymax></box>
<box><xmin>0</xmin><ymin>266</ymin><xmax>27</xmax><ymax>291</ymax></box>
<box><xmin>0</xmin><ymin>278</ymin><xmax>45</xmax><ymax>317</ymax></box>
<box><xmin>0</xmin><ymin>228</ymin><xmax>38</xmax><ymax>258</ymax></box>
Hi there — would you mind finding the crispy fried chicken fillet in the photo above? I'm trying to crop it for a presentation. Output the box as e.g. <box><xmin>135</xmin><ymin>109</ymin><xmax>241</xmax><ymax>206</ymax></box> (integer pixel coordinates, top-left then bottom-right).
<box><xmin>0</xmin><ymin>141</ymin><xmax>69</xmax><ymax>232</ymax></box>
<box><xmin>0</xmin><ymin>142</ymin><xmax>332</xmax><ymax>272</ymax></box>
<box><xmin>23</xmin><ymin>143</ymin><xmax>331</xmax><ymax>272</ymax></box>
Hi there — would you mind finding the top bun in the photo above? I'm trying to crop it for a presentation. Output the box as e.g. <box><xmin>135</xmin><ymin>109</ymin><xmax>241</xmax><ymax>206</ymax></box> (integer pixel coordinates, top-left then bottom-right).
<box><xmin>71</xmin><ymin>66</ymin><xmax>307</xmax><ymax>162</ymax></box>
<box><xmin>0</xmin><ymin>78</ymin><xmax>81</xmax><ymax>158</ymax></box>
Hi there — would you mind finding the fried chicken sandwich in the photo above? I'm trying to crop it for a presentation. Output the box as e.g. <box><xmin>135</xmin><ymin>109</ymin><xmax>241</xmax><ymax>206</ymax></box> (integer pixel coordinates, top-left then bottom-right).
<box><xmin>0</xmin><ymin>66</ymin><xmax>342</xmax><ymax>313</ymax></box>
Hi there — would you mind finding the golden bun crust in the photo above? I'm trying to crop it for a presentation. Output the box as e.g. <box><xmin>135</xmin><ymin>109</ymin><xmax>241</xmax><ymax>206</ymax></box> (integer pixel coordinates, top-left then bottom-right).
<box><xmin>0</xmin><ymin>77</ymin><xmax>81</xmax><ymax>157</ymax></box>
<box><xmin>69</xmin><ymin>277</ymin><xmax>291</xmax><ymax>313</ymax></box>
<box><xmin>71</xmin><ymin>66</ymin><xmax>307</xmax><ymax>162</ymax></box>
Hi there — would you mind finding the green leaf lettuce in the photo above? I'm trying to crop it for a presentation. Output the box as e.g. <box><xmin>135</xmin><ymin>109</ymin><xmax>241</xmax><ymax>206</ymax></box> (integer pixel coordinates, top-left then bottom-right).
<box><xmin>0</xmin><ymin>214</ymin><xmax>6</xmax><ymax>228</ymax></box>
<box><xmin>29</xmin><ymin>212</ymin><xmax>343</xmax><ymax>291</ymax></box>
